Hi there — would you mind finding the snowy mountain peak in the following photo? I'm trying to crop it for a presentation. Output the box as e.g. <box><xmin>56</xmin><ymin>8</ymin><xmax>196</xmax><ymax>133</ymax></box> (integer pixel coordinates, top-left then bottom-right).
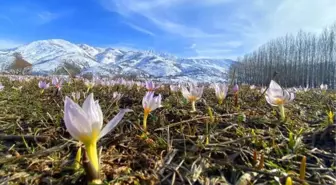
<box><xmin>78</xmin><ymin>43</ymin><xmax>105</xmax><ymax>57</ymax></box>
<box><xmin>0</xmin><ymin>39</ymin><xmax>235</xmax><ymax>82</ymax></box>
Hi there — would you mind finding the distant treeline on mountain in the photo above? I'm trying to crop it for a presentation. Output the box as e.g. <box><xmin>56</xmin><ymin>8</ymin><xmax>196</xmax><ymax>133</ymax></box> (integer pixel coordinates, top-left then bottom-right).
<box><xmin>232</xmin><ymin>22</ymin><xmax>336</xmax><ymax>89</ymax></box>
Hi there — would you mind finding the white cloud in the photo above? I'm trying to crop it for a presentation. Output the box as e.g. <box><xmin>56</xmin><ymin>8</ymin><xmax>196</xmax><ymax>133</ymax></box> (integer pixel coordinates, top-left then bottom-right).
<box><xmin>123</xmin><ymin>22</ymin><xmax>155</xmax><ymax>36</ymax></box>
<box><xmin>102</xmin><ymin>0</ymin><xmax>336</xmax><ymax>58</ymax></box>
<box><xmin>0</xmin><ymin>39</ymin><xmax>22</xmax><ymax>49</ymax></box>
<box><xmin>36</xmin><ymin>10</ymin><xmax>72</xmax><ymax>24</ymax></box>
<box><xmin>37</xmin><ymin>11</ymin><xmax>60</xmax><ymax>23</ymax></box>
<box><xmin>190</xmin><ymin>43</ymin><xmax>196</xmax><ymax>49</ymax></box>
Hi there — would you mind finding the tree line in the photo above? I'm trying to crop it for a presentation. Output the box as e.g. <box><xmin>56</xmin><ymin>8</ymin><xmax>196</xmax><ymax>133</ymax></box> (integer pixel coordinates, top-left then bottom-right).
<box><xmin>231</xmin><ymin>23</ymin><xmax>336</xmax><ymax>89</ymax></box>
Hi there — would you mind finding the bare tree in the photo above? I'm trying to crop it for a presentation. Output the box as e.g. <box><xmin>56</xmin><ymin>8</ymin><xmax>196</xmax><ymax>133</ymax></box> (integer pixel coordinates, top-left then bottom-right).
<box><xmin>231</xmin><ymin>22</ymin><xmax>336</xmax><ymax>89</ymax></box>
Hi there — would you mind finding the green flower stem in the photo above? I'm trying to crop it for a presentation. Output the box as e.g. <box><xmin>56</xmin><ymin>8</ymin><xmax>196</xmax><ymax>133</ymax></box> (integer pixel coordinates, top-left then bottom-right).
<box><xmin>279</xmin><ymin>104</ymin><xmax>285</xmax><ymax>121</ymax></box>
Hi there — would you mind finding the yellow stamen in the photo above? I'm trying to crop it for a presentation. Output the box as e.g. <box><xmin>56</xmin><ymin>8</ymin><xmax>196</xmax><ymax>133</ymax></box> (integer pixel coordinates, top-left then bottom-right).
<box><xmin>188</xmin><ymin>96</ymin><xmax>197</xmax><ymax>102</ymax></box>
<box><xmin>144</xmin><ymin>107</ymin><xmax>151</xmax><ymax>115</ymax></box>
<box><xmin>274</xmin><ymin>98</ymin><xmax>284</xmax><ymax>105</ymax></box>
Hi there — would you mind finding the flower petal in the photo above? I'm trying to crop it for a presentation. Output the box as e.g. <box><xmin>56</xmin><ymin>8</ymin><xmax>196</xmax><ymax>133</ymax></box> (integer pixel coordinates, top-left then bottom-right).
<box><xmin>265</xmin><ymin>94</ymin><xmax>279</xmax><ymax>106</ymax></box>
<box><xmin>181</xmin><ymin>86</ymin><xmax>190</xmax><ymax>100</ymax></box>
<box><xmin>98</xmin><ymin>109</ymin><xmax>132</xmax><ymax>139</ymax></box>
<box><xmin>82</xmin><ymin>93</ymin><xmax>102</xmax><ymax>129</ymax></box>
<box><xmin>95</xmin><ymin>100</ymin><xmax>103</xmax><ymax>130</ymax></box>
<box><xmin>64</xmin><ymin>96</ymin><xmax>91</xmax><ymax>141</ymax></box>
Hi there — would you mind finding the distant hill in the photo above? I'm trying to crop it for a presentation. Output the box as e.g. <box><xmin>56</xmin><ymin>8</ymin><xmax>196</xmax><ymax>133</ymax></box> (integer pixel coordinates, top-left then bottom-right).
<box><xmin>0</xmin><ymin>39</ymin><xmax>235</xmax><ymax>82</ymax></box>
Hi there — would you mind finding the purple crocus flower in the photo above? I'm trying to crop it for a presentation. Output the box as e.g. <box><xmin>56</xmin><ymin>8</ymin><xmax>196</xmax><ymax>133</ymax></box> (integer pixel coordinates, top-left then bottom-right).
<box><xmin>145</xmin><ymin>81</ymin><xmax>158</xmax><ymax>91</ymax></box>
<box><xmin>233</xmin><ymin>84</ymin><xmax>239</xmax><ymax>94</ymax></box>
<box><xmin>52</xmin><ymin>77</ymin><xmax>63</xmax><ymax>90</ymax></box>
<box><xmin>38</xmin><ymin>81</ymin><xmax>50</xmax><ymax>89</ymax></box>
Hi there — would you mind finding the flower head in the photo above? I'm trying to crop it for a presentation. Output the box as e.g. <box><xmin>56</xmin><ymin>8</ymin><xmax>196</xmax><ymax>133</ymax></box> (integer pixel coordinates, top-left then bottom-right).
<box><xmin>84</xmin><ymin>79</ymin><xmax>95</xmax><ymax>89</ymax></box>
<box><xmin>112</xmin><ymin>92</ymin><xmax>123</xmax><ymax>102</ymax></box>
<box><xmin>214</xmin><ymin>83</ymin><xmax>228</xmax><ymax>104</ymax></box>
<box><xmin>181</xmin><ymin>83</ymin><xmax>204</xmax><ymax>102</ymax></box>
<box><xmin>265</xmin><ymin>80</ymin><xmax>295</xmax><ymax>106</ymax></box>
<box><xmin>64</xmin><ymin>93</ymin><xmax>131</xmax><ymax>171</ymax></box>
<box><xmin>142</xmin><ymin>91</ymin><xmax>162</xmax><ymax>131</ymax></box>
<box><xmin>145</xmin><ymin>81</ymin><xmax>158</xmax><ymax>91</ymax></box>
<box><xmin>142</xmin><ymin>91</ymin><xmax>162</xmax><ymax>114</ymax></box>
<box><xmin>38</xmin><ymin>81</ymin><xmax>50</xmax><ymax>89</ymax></box>
<box><xmin>170</xmin><ymin>84</ymin><xmax>180</xmax><ymax>92</ymax></box>
<box><xmin>71</xmin><ymin>92</ymin><xmax>81</xmax><ymax>102</ymax></box>
<box><xmin>52</xmin><ymin>77</ymin><xmax>63</xmax><ymax>90</ymax></box>
<box><xmin>320</xmin><ymin>84</ymin><xmax>328</xmax><ymax>90</ymax></box>
<box><xmin>250</xmin><ymin>85</ymin><xmax>256</xmax><ymax>90</ymax></box>
<box><xmin>232</xmin><ymin>84</ymin><xmax>239</xmax><ymax>93</ymax></box>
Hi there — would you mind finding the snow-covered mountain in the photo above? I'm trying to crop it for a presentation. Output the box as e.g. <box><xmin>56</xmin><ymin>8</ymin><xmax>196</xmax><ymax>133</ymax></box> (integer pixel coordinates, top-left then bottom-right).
<box><xmin>0</xmin><ymin>39</ymin><xmax>234</xmax><ymax>82</ymax></box>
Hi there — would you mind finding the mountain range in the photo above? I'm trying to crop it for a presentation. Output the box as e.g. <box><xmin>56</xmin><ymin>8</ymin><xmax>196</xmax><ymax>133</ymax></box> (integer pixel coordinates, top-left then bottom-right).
<box><xmin>0</xmin><ymin>39</ymin><xmax>234</xmax><ymax>82</ymax></box>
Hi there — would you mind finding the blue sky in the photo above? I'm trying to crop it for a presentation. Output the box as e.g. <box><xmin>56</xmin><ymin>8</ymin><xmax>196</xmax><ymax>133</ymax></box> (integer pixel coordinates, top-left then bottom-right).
<box><xmin>0</xmin><ymin>0</ymin><xmax>335</xmax><ymax>59</ymax></box>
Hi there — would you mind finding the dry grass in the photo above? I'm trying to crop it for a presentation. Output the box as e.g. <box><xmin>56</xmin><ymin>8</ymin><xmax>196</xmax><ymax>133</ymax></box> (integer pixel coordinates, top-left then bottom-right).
<box><xmin>0</xmin><ymin>77</ymin><xmax>335</xmax><ymax>185</ymax></box>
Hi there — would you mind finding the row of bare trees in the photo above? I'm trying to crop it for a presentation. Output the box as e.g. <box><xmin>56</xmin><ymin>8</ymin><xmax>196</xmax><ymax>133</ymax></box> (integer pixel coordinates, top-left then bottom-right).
<box><xmin>232</xmin><ymin>23</ymin><xmax>336</xmax><ymax>89</ymax></box>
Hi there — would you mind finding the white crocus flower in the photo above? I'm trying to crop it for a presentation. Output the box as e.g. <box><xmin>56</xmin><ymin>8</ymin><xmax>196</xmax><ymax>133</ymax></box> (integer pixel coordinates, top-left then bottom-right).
<box><xmin>112</xmin><ymin>92</ymin><xmax>123</xmax><ymax>102</ymax></box>
<box><xmin>181</xmin><ymin>83</ymin><xmax>204</xmax><ymax>112</ymax></box>
<box><xmin>64</xmin><ymin>93</ymin><xmax>131</xmax><ymax>173</ymax></box>
<box><xmin>84</xmin><ymin>79</ymin><xmax>95</xmax><ymax>92</ymax></box>
<box><xmin>214</xmin><ymin>83</ymin><xmax>228</xmax><ymax>105</ymax></box>
<box><xmin>71</xmin><ymin>91</ymin><xmax>81</xmax><ymax>102</ymax></box>
<box><xmin>320</xmin><ymin>84</ymin><xmax>328</xmax><ymax>91</ymax></box>
<box><xmin>265</xmin><ymin>80</ymin><xmax>295</xmax><ymax>121</ymax></box>
<box><xmin>170</xmin><ymin>84</ymin><xmax>180</xmax><ymax>92</ymax></box>
<box><xmin>142</xmin><ymin>91</ymin><xmax>162</xmax><ymax>131</ymax></box>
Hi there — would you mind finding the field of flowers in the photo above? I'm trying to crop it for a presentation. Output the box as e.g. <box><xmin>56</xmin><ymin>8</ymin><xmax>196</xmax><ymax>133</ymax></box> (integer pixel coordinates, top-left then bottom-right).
<box><xmin>0</xmin><ymin>75</ymin><xmax>335</xmax><ymax>185</ymax></box>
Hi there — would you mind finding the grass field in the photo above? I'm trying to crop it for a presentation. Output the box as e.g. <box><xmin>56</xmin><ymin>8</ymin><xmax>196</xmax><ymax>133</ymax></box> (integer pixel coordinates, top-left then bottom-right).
<box><xmin>0</xmin><ymin>76</ymin><xmax>335</xmax><ymax>185</ymax></box>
